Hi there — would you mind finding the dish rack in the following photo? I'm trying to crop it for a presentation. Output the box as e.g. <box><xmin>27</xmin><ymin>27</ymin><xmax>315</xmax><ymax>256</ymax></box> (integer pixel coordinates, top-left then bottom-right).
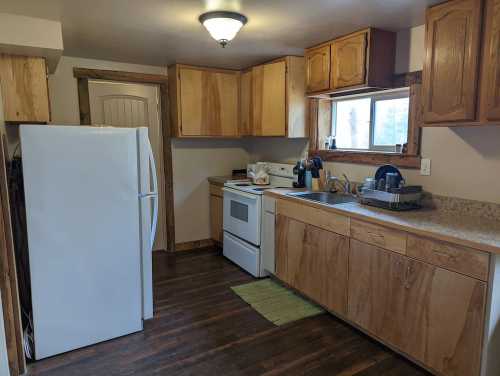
<box><xmin>359</xmin><ymin>186</ymin><xmax>423</xmax><ymax>211</ymax></box>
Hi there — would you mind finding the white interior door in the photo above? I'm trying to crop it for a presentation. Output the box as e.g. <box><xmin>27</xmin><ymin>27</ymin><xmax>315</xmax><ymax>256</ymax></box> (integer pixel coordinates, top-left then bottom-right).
<box><xmin>88</xmin><ymin>80</ymin><xmax>167</xmax><ymax>251</ymax></box>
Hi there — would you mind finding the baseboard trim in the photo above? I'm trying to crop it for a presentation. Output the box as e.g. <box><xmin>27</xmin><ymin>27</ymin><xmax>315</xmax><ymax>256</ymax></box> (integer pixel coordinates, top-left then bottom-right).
<box><xmin>175</xmin><ymin>238</ymin><xmax>216</xmax><ymax>252</ymax></box>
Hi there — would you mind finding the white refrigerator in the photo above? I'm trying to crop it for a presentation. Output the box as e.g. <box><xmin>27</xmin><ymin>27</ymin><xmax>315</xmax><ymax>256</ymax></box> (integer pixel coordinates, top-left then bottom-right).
<box><xmin>20</xmin><ymin>124</ymin><xmax>158</xmax><ymax>360</ymax></box>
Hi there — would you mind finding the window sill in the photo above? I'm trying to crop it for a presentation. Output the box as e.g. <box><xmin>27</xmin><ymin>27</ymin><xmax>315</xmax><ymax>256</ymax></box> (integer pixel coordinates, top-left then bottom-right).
<box><xmin>313</xmin><ymin>149</ymin><xmax>421</xmax><ymax>169</ymax></box>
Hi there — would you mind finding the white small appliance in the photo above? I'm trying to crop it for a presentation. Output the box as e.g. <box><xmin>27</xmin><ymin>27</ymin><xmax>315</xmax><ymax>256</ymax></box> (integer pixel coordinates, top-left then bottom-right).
<box><xmin>222</xmin><ymin>162</ymin><xmax>294</xmax><ymax>277</ymax></box>
<box><xmin>247</xmin><ymin>162</ymin><xmax>270</xmax><ymax>185</ymax></box>
<box><xmin>20</xmin><ymin>124</ymin><xmax>158</xmax><ymax>360</ymax></box>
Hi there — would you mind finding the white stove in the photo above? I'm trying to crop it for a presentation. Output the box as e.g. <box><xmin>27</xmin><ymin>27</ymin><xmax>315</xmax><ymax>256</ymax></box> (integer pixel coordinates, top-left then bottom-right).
<box><xmin>222</xmin><ymin>163</ymin><xmax>295</xmax><ymax>277</ymax></box>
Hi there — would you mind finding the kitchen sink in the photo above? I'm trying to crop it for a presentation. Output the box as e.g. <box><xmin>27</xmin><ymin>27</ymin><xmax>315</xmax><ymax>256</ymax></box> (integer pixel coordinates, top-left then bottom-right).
<box><xmin>287</xmin><ymin>191</ymin><xmax>357</xmax><ymax>206</ymax></box>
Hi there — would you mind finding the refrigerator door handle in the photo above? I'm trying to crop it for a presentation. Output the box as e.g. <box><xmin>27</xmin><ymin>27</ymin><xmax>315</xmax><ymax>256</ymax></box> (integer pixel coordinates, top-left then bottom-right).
<box><xmin>146</xmin><ymin>139</ymin><xmax>159</xmax><ymax>251</ymax></box>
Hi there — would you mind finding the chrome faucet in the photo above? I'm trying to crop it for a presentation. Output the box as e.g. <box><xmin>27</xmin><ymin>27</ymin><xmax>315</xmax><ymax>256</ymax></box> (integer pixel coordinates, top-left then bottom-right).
<box><xmin>326</xmin><ymin>171</ymin><xmax>352</xmax><ymax>194</ymax></box>
<box><xmin>342</xmin><ymin>173</ymin><xmax>352</xmax><ymax>195</ymax></box>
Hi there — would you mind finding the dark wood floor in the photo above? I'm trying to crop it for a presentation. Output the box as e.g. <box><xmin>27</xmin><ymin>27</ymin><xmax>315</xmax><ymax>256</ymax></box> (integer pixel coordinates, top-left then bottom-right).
<box><xmin>27</xmin><ymin>248</ymin><xmax>430</xmax><ymax>376</ymax></box>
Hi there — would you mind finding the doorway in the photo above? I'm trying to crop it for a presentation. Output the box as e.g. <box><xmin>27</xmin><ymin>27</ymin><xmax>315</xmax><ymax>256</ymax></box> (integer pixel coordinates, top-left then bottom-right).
<box><xmin>88</xmin><ymin>80</ymin><xmax>167</xmax><ymax>251</ymax></box>
<box><xmin>74</xmin><ymin>68</ymin><xmax>174</xmax><ymax>252</ymax></box>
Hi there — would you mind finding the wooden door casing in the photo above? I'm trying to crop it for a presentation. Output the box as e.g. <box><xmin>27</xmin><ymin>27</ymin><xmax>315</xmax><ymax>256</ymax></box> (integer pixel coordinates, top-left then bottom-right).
<box><xmin>0</xmin><ymin>55</ymin><xmax>50</xmax><ymax>123</ymax></box>
<box><xmin>305</xmin><ymin>45</ymin><xmax>331</xmax><ymax>93</ymax></box>
<box><xmin>348</xmin><ymin>239</ymin><xmax>486</xmax><ymax>376</ymax></box>
<box><xmin>276</xmin><ymin>215</ymin><xmax>349</xmax><ymax>315</ymax></box>
<box><xmin>481</xmin><ymin>0</ymin><xmax>500</xmax><ymax>121</ymax></box>
<box><xmin>179</xmin><ymin>67</ymin><xmax>239</xmax><ymax>137</ymax></box>
<box><xmin>252</xmin><ymin>61</ymin><xmax>286</xmax><ymax>136</ymax></box>
<box><xmin>331</xmin><ymin>32</ymin><xmax>368</xmax><ymax>89</ymax></box>
<box><xmin>422</xmin><ymin>0</ymin><xmax>483</xmax><ymax>123</ymax></box>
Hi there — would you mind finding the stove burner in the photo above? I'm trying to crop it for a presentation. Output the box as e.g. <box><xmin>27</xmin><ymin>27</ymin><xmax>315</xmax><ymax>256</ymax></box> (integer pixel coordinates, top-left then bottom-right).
<box><xmin>235</xmin><ymin>183</ymin><xmax>251</xmax><ymax>186</ymax></box>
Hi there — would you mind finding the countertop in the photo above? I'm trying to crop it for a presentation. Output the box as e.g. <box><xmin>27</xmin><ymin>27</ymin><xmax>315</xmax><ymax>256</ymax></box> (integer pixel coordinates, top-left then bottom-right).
<box><xmin>208</xmin><ymin>175</ymin><xmax>248</xmax><ymax>187</ymax></box>
<box><xmin>265</xmin><ymin>189</ymin><xmax>500</xmax><ymax>255</ymax></box>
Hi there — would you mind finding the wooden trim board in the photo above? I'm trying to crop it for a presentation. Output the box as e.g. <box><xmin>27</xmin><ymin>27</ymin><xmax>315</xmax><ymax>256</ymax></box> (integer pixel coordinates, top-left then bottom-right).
<box><xmin>0</xmin><ymin>136</ymin><xmax>24</xmax><ymax>375</ymax></box>
<box><xmin>175</xmin><ymin>239</ymin><xmax>215</xmax><ymax>252</ymax></box>
<box><xmin>74</xmin><ymin>67</ymin><xmax>176</xmax><ymax>252</ymax></box>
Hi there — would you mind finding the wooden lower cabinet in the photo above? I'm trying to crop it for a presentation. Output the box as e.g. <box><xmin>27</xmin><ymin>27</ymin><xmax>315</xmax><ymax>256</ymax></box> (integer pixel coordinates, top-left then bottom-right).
<box><xmin>276</xmin><ymin>215</ymin><xmax>349</xmax><ymax>315</ymax></box>
<box><xmin>348</xmin><ymin>240</ymin><xmax>408</xmax><ymax>347</ymax></box>
<box><xmin>348</xmin><ymin>239</ymin><xmax>486</xmax><ymax>376</ymax></box>
<box><xmin>209</xmin><ymin>186</ymin><xmax>223</xmax><ymax>243</ymax></box>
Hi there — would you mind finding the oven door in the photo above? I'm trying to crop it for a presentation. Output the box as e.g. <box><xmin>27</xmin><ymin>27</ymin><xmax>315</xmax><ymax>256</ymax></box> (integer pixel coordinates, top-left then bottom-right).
<box><xmin>223</xmin><ymin>187</ymin><xmax>261</xmax><ymax>246</ymax></box>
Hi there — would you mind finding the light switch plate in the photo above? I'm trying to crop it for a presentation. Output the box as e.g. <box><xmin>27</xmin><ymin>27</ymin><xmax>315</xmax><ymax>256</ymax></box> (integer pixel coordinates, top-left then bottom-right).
<box><xmin>420</xmin><ymin>158</ymin><xmax>431</xmax><ymax>176</ymax></box>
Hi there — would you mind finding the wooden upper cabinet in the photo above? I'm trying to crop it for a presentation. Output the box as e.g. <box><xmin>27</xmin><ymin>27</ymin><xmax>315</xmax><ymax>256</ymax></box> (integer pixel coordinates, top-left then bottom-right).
<box><xmin>305</xmin><ymin>28</ymin><xmax>395</xmax><ymax>95</ymax></box>
<box><xmin>239</xmin><ymin>69</ymin><xmax>253</xmax><ymax>136</ymax></box>
<box><xmin>0</xmin><ymin>54</ymin><xmax>50</xmax><ymax>123</ymax></box>
<box><xmin>305</xmin><ymin>45</ymin><xmax>330</xmax><ymax>93</ymax></box>
<box><xmin>252</xmin><ymin>57</ymin><xmax>307</xmax><ymax>138</ymax></box>
<box><xmin>168</xmin><ymin>65</ymin><xmax>239</xmax><ymax>137</ymax></box>
<box><xmin>480</xmin><ymin>0</ymin><xmax>500</xmax><ymax>121</ymax></box>
<box><xmin>422</xmin><ymin>0</ymin><xmax>483</xmax><ymax>124</ymax></box>
<box><xmin>252</xmin><ymin>61</ymin><xmax>286</xmax><ymax>136</ymax></box>
<box><xmin>331</xmin><ymin>31</ymin><xmax>367</xmax><ymax>89</ymax></box>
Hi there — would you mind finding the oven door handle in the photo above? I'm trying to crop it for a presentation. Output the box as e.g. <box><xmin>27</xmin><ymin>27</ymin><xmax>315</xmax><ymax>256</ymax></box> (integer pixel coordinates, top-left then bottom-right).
<box><xmin>222</xmin><ymin>187</ymin><xmax>259</xmax><ymax>201</ymax></box>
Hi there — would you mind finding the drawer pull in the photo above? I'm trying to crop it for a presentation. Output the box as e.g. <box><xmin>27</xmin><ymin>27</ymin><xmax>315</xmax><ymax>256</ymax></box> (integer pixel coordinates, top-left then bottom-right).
<box><xmin>432</xmin><ymin>247</ymin><xmax>457</xmax><ymax>262</ymax></box>
<box><xmin>368</xmin><ymin>231</ymin><xmax>385</xmax><ymax>243</ymax></box>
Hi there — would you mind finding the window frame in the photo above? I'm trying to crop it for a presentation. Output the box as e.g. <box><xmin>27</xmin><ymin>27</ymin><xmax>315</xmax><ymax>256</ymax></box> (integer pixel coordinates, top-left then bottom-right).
<box><xmin>308</xmin><ymin>77</ymin><xmax>423</xmax><ymax>170</ymax></box>
<box><xmin>331</xmin><ymin>87</ymin><xmax>411</xmax><ymax>153</ymax></box>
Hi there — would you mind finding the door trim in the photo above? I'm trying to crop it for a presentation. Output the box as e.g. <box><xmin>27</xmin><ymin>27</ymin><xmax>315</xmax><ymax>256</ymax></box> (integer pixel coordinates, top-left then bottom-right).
<box><xmin>74</xmin><ymin>68</ymin><xmax>175</xmax><ymax>253</ymax></box>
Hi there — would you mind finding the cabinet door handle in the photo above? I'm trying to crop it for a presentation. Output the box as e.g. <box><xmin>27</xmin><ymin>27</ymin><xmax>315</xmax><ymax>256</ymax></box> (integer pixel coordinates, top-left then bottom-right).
<box><xmin>404</xmin><ymin>265</ymin><xmax>412</xmax><ymax>289</ymax></box>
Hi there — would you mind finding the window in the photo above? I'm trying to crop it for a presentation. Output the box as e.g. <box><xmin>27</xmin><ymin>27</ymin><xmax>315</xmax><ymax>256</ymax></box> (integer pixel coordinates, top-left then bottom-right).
<box><xmin>331</xmin><ymin>88</ymin><xmax>410</xmax><ymax>152</ymax></box>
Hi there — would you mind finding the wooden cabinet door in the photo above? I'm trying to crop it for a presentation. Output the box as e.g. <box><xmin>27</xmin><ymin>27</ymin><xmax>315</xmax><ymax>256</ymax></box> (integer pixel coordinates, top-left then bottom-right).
<box><xmin>403</xmin><ymin>258</ymin><xmax>486</xmax><ymax>376</ymax></box>
<box><xmin>209</xmin><ymin>194</ymin><xmax>223</xmax><ymax>243</ymax></box>
<box><xmin>252</xmin><ymin>61</ymin><xmax>286</xmax><ymax>136</ymax></box>
<box><xmin>0</xmin><ymin>55</ymin><xmax>50</xmax><ymax>123</ymax></box>
<box><xmin>275</xmin><ymin>215</ymin><xmax>303</xmax><ymax>284</ymax></box>
<box><xmin>331</xmin><ymin>32</ymin><xmax>367</xmax><ymax>89</ymax></box>
<box><xmin>481</xmin><ymin>0</ymin><xmax>500</xmax><ymax>121</ymax></box>
<box><xmin>305</xmin><ymin>45</ymin><xmax>331</xmax><ymax>93</ymax></box>
<box><xmin>349</xmin><ymin>238</ymin><xmax>486</xmax><ymax>376</ymax></box>
<box><xmin>348</xmin><ymin>240</ymin><xmax>407</xmax><ymax>346</ymax></box>
<box><xmin>239</xmin><ymin>69</ymin><xmax>253</xmax><ymax>135</ymax></box>
<box><xmin>179</xmin><ymin>67</ymin><xmax>239</xmax><ymax>136</ymax></box>
<box><xmin>422</xmin><ymin>0</ymin><xmax>482</xmax><ymax>123</ymax></box>
<box><xmin>277</xmin><ymin>215</ymin><xmax>348</xmax><ymax>315</ymax></box>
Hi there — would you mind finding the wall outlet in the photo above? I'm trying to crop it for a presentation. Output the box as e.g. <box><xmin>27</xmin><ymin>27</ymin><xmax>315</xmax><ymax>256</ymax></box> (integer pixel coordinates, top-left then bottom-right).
<box><xmin>420</xmin><ymin>158</ymin><xmax>431</xmax><ymax>176</ymax></box>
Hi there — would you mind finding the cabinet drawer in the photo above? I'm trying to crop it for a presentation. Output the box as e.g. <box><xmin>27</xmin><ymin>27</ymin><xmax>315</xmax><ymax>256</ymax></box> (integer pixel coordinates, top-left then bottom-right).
<box><xmin>209</xmin><ymin>184</ymin><xmax>223</xmax><ymax>197</ymax></box>
<box><xmin>276</xmin><ymin>199</ymin><xmax>349</xmax><ymax>236</ymax></box>
<box><xmin>350</xmin><ymin>219</ymin><xmax>407</xmax><ymax>254</ymax></box>
<box><xmin>407</xmin><ymin>234</ymin><xmax>490</xmax><ymax>281</ymax></box>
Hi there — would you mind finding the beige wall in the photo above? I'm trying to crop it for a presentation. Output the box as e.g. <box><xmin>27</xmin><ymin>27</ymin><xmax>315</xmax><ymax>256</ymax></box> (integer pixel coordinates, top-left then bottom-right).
<box><xmin>172</xmin><ymin>139</ymin><xmax>249</xmax><ymax>243</ymax></box>
<box><xmin>47</xmin><ymin>56</ymin><xmax>249</xmax><ymax>246</ymax></box>
<box><xmin>48</xmin><ymin>56</ymin><xmax>167</xmax><ymax>124</ymax></box>
<box><xmin>250</xmin><ymin>25</ymin><xmax>500</xmax><ymax>205</ymax></box>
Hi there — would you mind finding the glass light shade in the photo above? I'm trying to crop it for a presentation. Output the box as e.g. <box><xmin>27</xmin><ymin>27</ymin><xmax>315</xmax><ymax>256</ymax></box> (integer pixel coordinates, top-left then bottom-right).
<box><xmin>202</xmin><ymin>18</ymin><xmax>244</xmax><ymax>44</ymax></box>
<box><xmin>199</xmin><ymin>11</ymin><xmax>248</xmax><ymax>47</ymax></box>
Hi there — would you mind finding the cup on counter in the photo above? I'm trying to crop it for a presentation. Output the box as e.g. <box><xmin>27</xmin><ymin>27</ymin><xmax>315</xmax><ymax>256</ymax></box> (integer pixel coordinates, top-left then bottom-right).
<box><xmin>364</xmin><ymin>177</ymin><xmax>376</xmax><ymax>190</ymax></box>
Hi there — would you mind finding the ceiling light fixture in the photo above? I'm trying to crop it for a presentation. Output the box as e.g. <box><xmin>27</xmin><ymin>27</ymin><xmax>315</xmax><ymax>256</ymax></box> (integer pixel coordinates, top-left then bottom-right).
<box><xmin>199</xmin><ymin>11</ymin><xmax>248</xmax><ymax>48</ymax></box>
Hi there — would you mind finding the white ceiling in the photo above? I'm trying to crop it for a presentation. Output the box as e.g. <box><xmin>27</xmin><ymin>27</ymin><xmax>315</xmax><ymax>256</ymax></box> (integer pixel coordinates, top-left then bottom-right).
<box><xmin>0</xmin><ymin>0</ymin><xmax>442</xmax><ymax>69</ymax></box>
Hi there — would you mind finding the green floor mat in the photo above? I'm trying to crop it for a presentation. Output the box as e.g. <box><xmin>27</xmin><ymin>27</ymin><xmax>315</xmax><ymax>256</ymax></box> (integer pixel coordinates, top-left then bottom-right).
<box><xmin>231</xmin><ymin>279</ymin><xmax>324</xmax><ymax>326</ymax></box>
